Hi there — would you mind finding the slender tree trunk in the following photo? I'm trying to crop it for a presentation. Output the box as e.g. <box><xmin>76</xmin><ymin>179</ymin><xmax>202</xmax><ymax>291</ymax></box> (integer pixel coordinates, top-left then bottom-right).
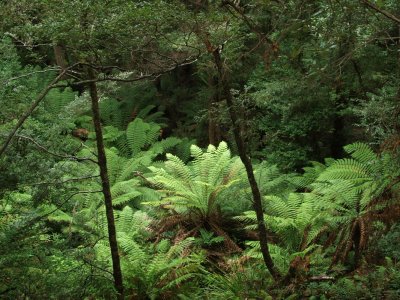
<box><xmin>211</xmin><ymin>49</ymin><xmax>280</xmax><ymax>280</ymax></box>
<box><xmin>88</xmin><ymin>70</ymin><xmax>124</xmax><ymax>299</ymax></box>
<box><xmin>208</xmin><ymin>75</ymin><xmax>221</xmax><ymax>146</ymax></box>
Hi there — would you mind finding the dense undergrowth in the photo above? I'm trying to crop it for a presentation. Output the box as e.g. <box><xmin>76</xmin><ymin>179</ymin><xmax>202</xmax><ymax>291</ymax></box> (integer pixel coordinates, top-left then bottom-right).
<box><xmin>1</xmin><ymin>1</ymin><xmax>400</xmax><ymax>299</ymax></box>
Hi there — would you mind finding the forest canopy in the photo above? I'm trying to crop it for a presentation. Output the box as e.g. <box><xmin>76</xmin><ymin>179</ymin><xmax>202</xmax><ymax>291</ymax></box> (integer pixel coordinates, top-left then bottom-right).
<box><xmin>1</xmin><ymin>1</ymin><xmax>400</xmax><ymax>299</ymax></box>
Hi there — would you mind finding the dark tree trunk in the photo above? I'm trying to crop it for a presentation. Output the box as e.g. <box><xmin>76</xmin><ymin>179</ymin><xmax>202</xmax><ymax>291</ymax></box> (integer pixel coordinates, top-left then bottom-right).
<box><xmin>208</xmin><ymin>76</ymin><xmax>221</xmax><ymax>146</ymax></box>
<box><xmin>352</xmin><ymin>200</ymin><xmax>362</xmax><ymax>270</ymax></box>
<box><xmin>331</xmin><ymin>111</ymin><xmax>345</xmax><ymax>158</ymax></box>
<box><xmin>352</xmin><ymin>221</ymin><xmax>361</xmax><ymax>269</ymax></box>
<box><xmin>211</xmin><ymin>49</ymin><xmax>280</xmax><ymax>280</ymax></box>
<box><xmin>88</xmin><ymin>70</ymin><xmax>124</xmax><ymax>299</ymax></box>
<box><xmin>53</xmin><ymin>44</ymin><xmax>68</xmax><ymax>71</ymax></box>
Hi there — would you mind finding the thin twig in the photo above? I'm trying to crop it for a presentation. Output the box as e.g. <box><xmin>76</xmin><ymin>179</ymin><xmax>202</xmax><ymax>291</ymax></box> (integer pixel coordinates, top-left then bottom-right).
<box><xmin>12</xmin><ymin>134</ymin><xmax>98</xmax><ymax>164</ymax></box>
<box><xmin>4</xmin><ymin>67</ymin><xmax>62</xmax><ymax>84</ymax></box>
<box><xmin>0</xmin><ymin>63</ymin><xmax>79</xmax><ymax>158</ymax></box>
<box><xmin>18</xmin><ymin>174</ymin><xmax>100</xmax><ymax>187</ymax></box>
<box><xmin>53</xmin><ymin>58</ymin><xmax>199</xmax><ymax>88</ymax></box>
<box><xmin>361</xmin><ymin>0</ymin><xmax>400</xmax><ymax>24</ymax></box>
<box><xmin>8</xmin><ymin>190</ymin><xmax>103</xmax><ymax>238</ymax></box>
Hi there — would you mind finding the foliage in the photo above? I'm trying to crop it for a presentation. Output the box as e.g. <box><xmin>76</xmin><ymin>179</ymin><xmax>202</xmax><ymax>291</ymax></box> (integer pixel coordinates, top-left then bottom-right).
<box><xmin>303</xmin><ymin>259</ymin><xmax>400</xmax><ymax>299</ymax></box>
<box><xmin>92</xmin><ymin>206</ymin><xmax>206</xmax><ymax>299</ymax></box>
<box><xmin>205</xmin><ymin>261</ymin><xmax>274</xmax><ymax>300</ymax></box>
<box><xmin>240</xmin><ymin>143</ymin><xmax>400</xmax><ymax>276</ymax></box>
<box><xmin>146</xmin><ymin>141</ymin><xmax>250</xmax><ymax>252</ymax></box>
<box><xmin>371</xmin><ymin>223</ymin><xmax>400</xmax><ymax>263</ymax></box>
<box><xmin>312</xmin><ymin>143</ymin><xmax>400</xmax><ymax>266</ymax></box>
<box><xmin>1</xmin><ymin>0</ymin><xmax>400</xmax><ymax>298</ymax></box>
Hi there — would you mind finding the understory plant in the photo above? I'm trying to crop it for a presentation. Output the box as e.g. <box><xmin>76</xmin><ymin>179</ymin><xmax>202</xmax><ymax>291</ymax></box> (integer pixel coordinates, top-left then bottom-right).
<box><xmin>95</xmin><ymin>206</ymin><xmax>205</xmax><ymax>299</ymax></box>
<box><xmin>146</xmin><ymin>141</ymin><xmax>250</xmax><ymax>253</ymax></box>
<box><xmin>240</xmin><ymin>143</ymin><xmax>400</xmax><ymax>276</ymax></box>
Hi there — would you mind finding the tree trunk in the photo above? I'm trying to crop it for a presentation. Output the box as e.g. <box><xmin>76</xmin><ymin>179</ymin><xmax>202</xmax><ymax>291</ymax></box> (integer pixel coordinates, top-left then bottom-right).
<box><xmin>88</xmin><ymin>70</ymin><xmax>124</xmax><ymax>299</ymax></box>
<box><xmin>352</xmin><ymin>221</ymin><xmax>361</xmax><ymax>269</ymax></box>
<box><xmin>211</xmin><ymin>49</ymin><xmax>280</xmax><ymax>280</ymax></box>
<box><xmin>208</xmin><ymin>75</ymin><xmax>221</xmax><ymax>146</ymax></box>
<box><xmin>53</xmin><ymin>44</ymin><xmax>68</xmax><ymax>71</ymax></box>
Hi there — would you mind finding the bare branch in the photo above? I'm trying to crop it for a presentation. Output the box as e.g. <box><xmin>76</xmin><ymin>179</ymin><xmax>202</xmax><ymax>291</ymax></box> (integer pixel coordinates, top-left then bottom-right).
<box><xmin>11</xmin><ymin>134</ymin><xmax>98</xmax><ymax>164</ymax></box>
<box><xmin>8</xmin><ymin>190</ymin><xmax>103</xmax><ymax>237</ymax></box>
<box><xmin>4</xmin><ymin>67</ymin><xmax>62</xmax><ymax>84</ymax></box>
<box><xmin>221</xmin><ymin>0</ymin><xmax>273</xmax><ymax>44</ymax></box>
<box><xmin>81</xmin><ymin>258</ymin><xmax>114</xmax><ymax>276</ymax></box>
<box><xmin>4</xmin><ymin>32</ymin><xmax>53</xmax><ymax>49</ymax></box>
<box><xmin>0</xmin><ymin>64</ymin><xmax>79</xmax><ymax>158</ymax></box>
<box><xmin>39</xmin><ymin>190</ymin><xmax>103</xmax><ymax>223</ymax></box>
<box><xmin>54</xmin><ymin>58</ymin><xmax>199</xmax><ymax>88</ymax></box>
<box><xmin>18</xmin><ymin>174</ymin><xmax>100</xmax><ymax>187</ymax></box>
<box><xmin>361</xmin><ymin>0</ymin><xmax>400</xmax><ymax>24</ymax></box>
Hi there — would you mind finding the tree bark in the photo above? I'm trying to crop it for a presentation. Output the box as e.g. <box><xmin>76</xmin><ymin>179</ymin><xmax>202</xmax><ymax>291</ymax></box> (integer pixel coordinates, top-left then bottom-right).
<box><xmin>211</xmin><ymin>49</ymin><xmax>280</xmax><ymax>280</ymax></box>
<box><xmin>53</xmin><ymin>44</ymin><xmax>68</xmax><ymax>71</ymax></box>
<box><xmin>88</xmin><ymin>69</ymin><xmax>124</xmax><ymax>299</ymax></box>
<box><xmin>208</xmin><ymin>75</ymin><xmax>221</xmax><ymax>146</ymax></box>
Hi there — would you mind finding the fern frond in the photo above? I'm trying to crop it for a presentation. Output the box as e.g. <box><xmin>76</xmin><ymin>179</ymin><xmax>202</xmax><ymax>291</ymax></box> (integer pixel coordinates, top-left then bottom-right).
<box><xmin>317</xmin><ymin>159</ymin><xmax>370</xmax><ymax>181</ymax></box>
<box><xmin>344</xmin><ymin>142</ymin><xmax>377</xmax><ymax>165</ymax></box>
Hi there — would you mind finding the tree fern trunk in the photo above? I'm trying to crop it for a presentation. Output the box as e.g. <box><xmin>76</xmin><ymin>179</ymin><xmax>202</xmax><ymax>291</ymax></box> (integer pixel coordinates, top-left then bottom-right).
<box><xmin>353</xmin><ymin>221</ymin><xmax>361</xmax><ymax>269</ymax></box>
<box><xmin>211</xmin><ymin>49</ymin><xmax>280</xmax><ymax>280</ymax></box>
<box><xmin>88</xmin><ymin>70</ymin><xmax>124</xmax><ymax>299</ymax></box>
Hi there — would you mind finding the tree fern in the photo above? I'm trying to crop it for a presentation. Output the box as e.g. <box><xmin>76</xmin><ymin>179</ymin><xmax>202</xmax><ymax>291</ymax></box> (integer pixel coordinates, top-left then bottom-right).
<box><xmin>311</xmin><ymin>143</ymin><xmax>400</xmax><ymax>266</ymax></box>
<box><xmin>147</xmin><ymin>141</ymin><xmax>246</xmax><ymax>215</ymax></box>
<box><xmin>239</xmin><ymin>192</ymin><xmax>324</xmax><ymax>254</ymax></box>
<box><xmin>99</xmin><ymin>97</ymin><xmax>125</xmax><ymax>129</ymax></box>
<box><xmin>237</xmin><ymin>143</ymin><xmax>398</xmax><ymax>273</ymax></box>
<box><xmin>109</xmin><ymin>208</ymin><xmax>204</xmax><ymax>299</ymax></box>
<box><xmin>145</xmin><ymin>141</ymin><xmax>250</xmax><ymax>252</ymax></box>
<box><xmin>44</xmin><ymin>87</ymin><xmax>76</xmax><ymax>116</ymax></box>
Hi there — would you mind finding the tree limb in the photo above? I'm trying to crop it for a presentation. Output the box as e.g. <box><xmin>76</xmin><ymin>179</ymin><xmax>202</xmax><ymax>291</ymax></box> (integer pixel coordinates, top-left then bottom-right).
<box><xmin>4</xmin><ymin>67</ymin><xmax>62</xmax><ymax>84</ymax></box>
<box><xmin>361</xmin><ymin>0</ymin><xmax>400</xmax><ymax>24</ymax></box>
<box><xmin>88</xmin><ymin>68</ymin><xmax>124</xmax><ymax>299</ymax></box>
<box><xmin>209</xmin><ymin>43</ymin><xmax>281</xmax><ymax>280</ymax></box>
<box><xmin>53</xmin><ymin>57</ymin><xmax>199</xmax><ymax>88</ymax></box>
<box><xmin>0</xmin><ymin>65</ymin><xmax>78</xmax><ymax>158</ymax></box>
<box><xmin>18</xmin><ymin>174</ymin><xmax>100</xmax><ymax>187</ymax></box>
<box><xmin>11</xmin><ymin>134</ymin><xmax>98</xmax><ymax>164</ymax></box>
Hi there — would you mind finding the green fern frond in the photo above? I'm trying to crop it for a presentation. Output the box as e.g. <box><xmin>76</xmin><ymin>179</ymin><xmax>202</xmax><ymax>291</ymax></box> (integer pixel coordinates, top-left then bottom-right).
<box><xmin>344</xmin><ymin>142</ymin><xmax>377</xmax><ymax>165</ymax></box>
<box><xmin>147</xmin><ymin>141</ymin><xmax>245</xmax><ymax>217</ymax></box>
<box><xmin>164</xmin><ymin>154</ymin><xmax>193</xmax><ymax>183</ymax></box>
<box><xmin>44</xmin><ymin>87</ymin><xmax>76</xmax><ymax>115</ymax></box>
<box><xmin>99</xmin><ymin>97</ymin><xmax>124</xmax><ymax>129</ymax></box>
<box><xmin>151</xmin><ymin>137</ymin><xmax>181</xmax><ymax>155</ymax></box>
<box><xmin>317</xmin><ymin>159</ymin><xmax>370</xmax><ymax>181</ymax></box>
<box><xmin>127</xmin><ymin>118</ymin><xmax>154</xmax><ymax>154</ymax></box>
